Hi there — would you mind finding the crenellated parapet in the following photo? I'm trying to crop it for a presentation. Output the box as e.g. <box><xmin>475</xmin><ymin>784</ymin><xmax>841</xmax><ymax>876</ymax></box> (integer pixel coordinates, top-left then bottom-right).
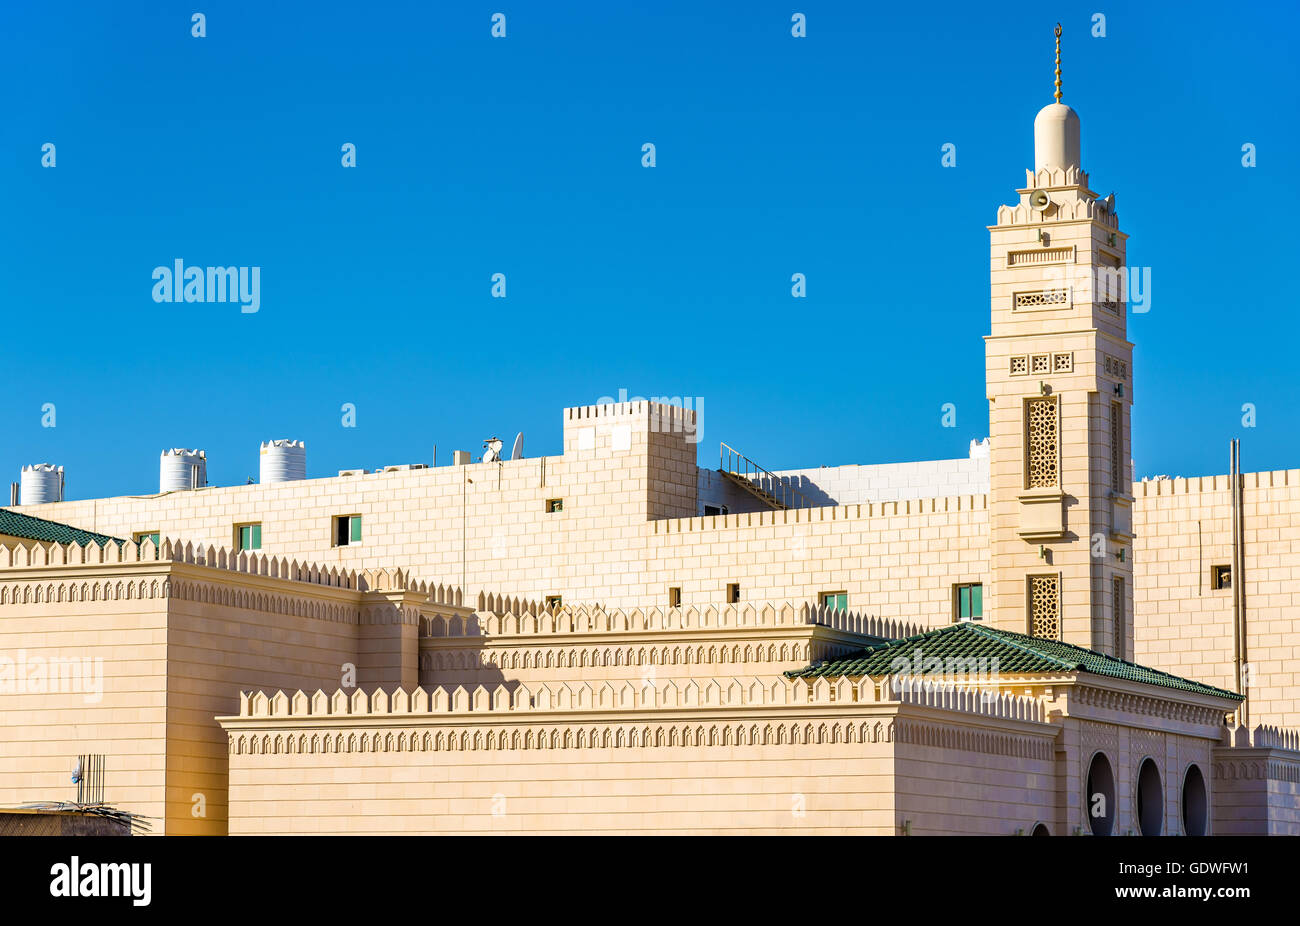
<box><xmin>1221</xmin><ymin>723</ymin><xmax>1300</xmax><ymax>754</ymax></box>
<box><xmin>995</xmin><ymin>195</ymin><xmax>1118</xmax><ymax>228</ymax></box>
<box><xmin>1212</xmin><ymin>723</ymin><xmax>1300</xmax><ymax>833</ymax></box>
<box><xmin>229</xmin><ymin>675</ymin><xmax>1044</xmax><ymax>722</ymax></box>
<box><xmin>1134</xmin><ymin>468</ymin><xmax>1300</xmax><ymax>499</ymax></box>
<box><xmin>654</xmin><ymin>493</ymin><xmax>986</xmax><ymax>535</ymax></box>
<box><xmin>1023</xmin><ymin>165</ymin><xmax>1089</xmax><ymax>190</ymax></box>
<box><xmin>220</xmin><ymin>677</ymin><xmax>1052</xmax><ymax>761</ymax></box>
<box><xmin>443</xmin><ymin>598</ymin><xmax>920</xmax><ymax>640</ymax></box>
<box><xmin>0</xmin><ymin>535</ymin><xmax>465</xmax><ymax>611</ymax></box>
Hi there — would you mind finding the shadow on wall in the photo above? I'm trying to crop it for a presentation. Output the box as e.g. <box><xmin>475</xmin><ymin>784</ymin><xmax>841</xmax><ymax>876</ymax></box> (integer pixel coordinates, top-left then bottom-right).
<box><xmin>420</xmin><ymin>611</ymin><xmax>515</xmax><ymax>692</ymax></box>
<box><xmin>776</xmin><ymin>474</ymin><xmax>838</xmax><ymax>508</ymax></box>
<box><xmin>696</xmin><ymin>469</ymin><xmax>840</xmax><ymax>514</ymax></box>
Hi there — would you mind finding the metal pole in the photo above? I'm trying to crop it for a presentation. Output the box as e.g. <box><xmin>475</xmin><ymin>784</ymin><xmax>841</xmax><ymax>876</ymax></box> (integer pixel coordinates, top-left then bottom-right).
<box><xmin>1235</xmin><ymin>440</ymin><xmax>1248</xmax><ymax>725</ymax></box>
<box><xmin>1230</xmin><ymin>441</ymin><xmax>1239</xmax><ymax>699</ymax></box>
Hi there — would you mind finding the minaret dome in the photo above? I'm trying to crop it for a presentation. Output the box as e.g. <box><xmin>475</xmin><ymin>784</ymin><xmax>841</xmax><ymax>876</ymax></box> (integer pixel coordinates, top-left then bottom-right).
<box><xmin>1033</xmin><ymin>23</ymin><xmax>1081</xmax><ymax>173</ymax></box>
<box><xmin>1034</xmin><ymin>102</ymin><xmax>1081</xmax><ymax>171</ymax></box>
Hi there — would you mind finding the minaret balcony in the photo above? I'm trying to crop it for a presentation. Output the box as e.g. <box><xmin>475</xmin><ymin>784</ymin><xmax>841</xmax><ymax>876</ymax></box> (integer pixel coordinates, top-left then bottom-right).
<box><xmin>1110</xmin><ymin>492</ymin><xmax>1134</xmax><ymax>541</ymax></box>
<box><xmin>1017</xmin><ymin>489</ymin><xmax>1067</xmax><ymax>541</ymax></box>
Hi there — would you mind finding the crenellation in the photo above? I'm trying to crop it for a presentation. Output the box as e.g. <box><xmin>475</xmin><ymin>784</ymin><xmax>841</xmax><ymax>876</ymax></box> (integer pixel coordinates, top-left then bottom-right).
<box><xmin>228</xmin><ymin>676</ymin><xmax>1045</xmax><ymax>724</ymax></box>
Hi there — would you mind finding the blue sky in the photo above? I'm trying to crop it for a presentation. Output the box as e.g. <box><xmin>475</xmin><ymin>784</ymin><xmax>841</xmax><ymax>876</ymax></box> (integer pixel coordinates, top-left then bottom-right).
<box><xmin>2</xmin><ymin>1</ymin><xmax>1296</xmax><ymax>499</ymax></box>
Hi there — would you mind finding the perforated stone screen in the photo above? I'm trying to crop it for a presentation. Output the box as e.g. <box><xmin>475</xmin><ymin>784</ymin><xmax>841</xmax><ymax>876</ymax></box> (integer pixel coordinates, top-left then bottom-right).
<box><xmin>1026</xmin><ymin>398</ymin><xmax>1058</xmax><ymax>488</ymax></box>
<box><xmin>1112</xmin><ymin>575</ymin><xmax>1125</xmax><ymax>658</ymax></box>
<box><xmin>1029</xmin><ymin>575</ymin><xmax>1060</xmax><ymax>639</ymax></box>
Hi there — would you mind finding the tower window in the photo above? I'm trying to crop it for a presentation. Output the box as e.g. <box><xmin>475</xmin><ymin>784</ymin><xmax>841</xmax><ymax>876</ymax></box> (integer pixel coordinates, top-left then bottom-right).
<box><xmin>1210</xmin><ymin>565</ymin><xmax>1232</xmax><ymax>590</ymax></box>
<box><xmin>544</xmin><ymin>595</ymin><xmax>562</xmax><ymax>611</ymax></box>
<box><xmin>726</xmin><ymin>583</ymin><xmax>741</xmax><ymax>603</ymax></box>
<box><xmin>134</xmin><ymin>531</ymin><xmax>160</xmax><ymax>547</ymax></box>
<box><xmin>955</xmin><ymin>583</ymin><xmax>983</xmax><ymax>621</ymax></box>
<box><xmin>668</xmin><ymin>587</ymin><xmax>682</xmax><ymax>608</ymax></box>
<box><xmin>1025</xmin><ymin>398</ymin><xmax>1059</xmax><ymax>489</ymax></box>
<box><xmin>703</xmin><ymin>504</ymin><xmax>728</xmax><ymax>516</ymax></box>
<box><xmin>545</xmin><ymin>498</ymin><xmax>563</xmax><ymax>513</ymax></box>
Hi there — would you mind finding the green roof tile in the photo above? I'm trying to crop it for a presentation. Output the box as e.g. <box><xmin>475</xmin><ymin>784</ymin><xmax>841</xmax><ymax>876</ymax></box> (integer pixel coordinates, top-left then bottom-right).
<box><xmin>0</xmin><ymin>508</ymin><xmax>126</xmax><ymax>549</ymax></box>
<box><xmin>786</xmin><ymin>621</ymin><xmax>1241</xmax><ymax>701</ymax></box>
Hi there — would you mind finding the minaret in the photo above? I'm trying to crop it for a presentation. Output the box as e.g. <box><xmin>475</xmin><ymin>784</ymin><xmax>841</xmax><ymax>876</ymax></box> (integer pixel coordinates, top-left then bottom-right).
<box><xmin>984</xmin><ymin>24</ymin><xmax>1134</xmax><ymax>656</ymax></box>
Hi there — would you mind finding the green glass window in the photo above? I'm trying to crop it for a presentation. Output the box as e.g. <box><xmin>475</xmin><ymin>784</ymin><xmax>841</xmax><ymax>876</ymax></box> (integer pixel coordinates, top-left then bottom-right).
<box><xmin>820</xmin><ymin>591</ymin><xmax>848</xmax><ymax>611</ymax></box>
<box><xmin>237</xmin><ymin>524</ymin><xmax>262</xmax><ymax>551</ymax></box>
<box><xmin>957</xmin><ymin>583</ymin><xmax>983</xmax><ymax>620</ymax></box>
<box><xmin>350</xmin><ymin>516</ymin><xmax>362</xmax><ymax>543</ymax></box>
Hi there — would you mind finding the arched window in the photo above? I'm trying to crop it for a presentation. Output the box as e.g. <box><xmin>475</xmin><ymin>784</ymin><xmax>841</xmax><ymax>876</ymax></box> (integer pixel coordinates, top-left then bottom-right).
<box><xmin>1182</xmin><ymin>764</ymin><xmax>1208</xmax><ymax>836</ymax></box>
<box><xmin>1085</xmin><ymin>752</ymin><xmax>1116</xmax><ymax>836</ymax></box>
<box><xmin>1136</xmin><ymin>758</ymin><xmax>1163</xmax><ymax>836</ymax></box>
<box><xmin>1031</xmin><ymin>823</ymin><xmax>1050</xmax><ymax>836</ymax></box>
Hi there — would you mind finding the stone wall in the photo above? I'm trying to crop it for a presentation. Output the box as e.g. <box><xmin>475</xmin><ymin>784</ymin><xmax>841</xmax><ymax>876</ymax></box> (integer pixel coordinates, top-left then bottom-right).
<box><xmin>220</xmin><ymin>680</ymin><xmax>1054</xmax><ymax>835</ymax></box>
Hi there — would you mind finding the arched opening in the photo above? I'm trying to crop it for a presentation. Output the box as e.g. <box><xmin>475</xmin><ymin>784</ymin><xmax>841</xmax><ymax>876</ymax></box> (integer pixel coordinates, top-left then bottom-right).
<box><xmin>1085</xmin><ymin>752</ymin><xmax>1115</xmax><ymax>836</ymax></box>
<box><xmin>1182</xmin><ymin>764</ymin><xmax>1208</xmax><ymax>836</ymax></box>
<box><xmin>1031</xmin><ymin>823</ymin><xmax>1050</xmax><ymax>836</ymax></box>
<box><xmin>1137</xmin><ymin>758</ymin><xmax>1163</xmax><ymax>836</ymax></box>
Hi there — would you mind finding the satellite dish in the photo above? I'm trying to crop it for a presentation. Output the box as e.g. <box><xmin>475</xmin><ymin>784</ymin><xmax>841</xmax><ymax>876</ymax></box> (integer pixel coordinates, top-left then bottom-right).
<box><xmin>510</xmin><ymin>432</ymin><xmax>524</xmax><ymax>461</ymax></box>
<box><xmin>482</xmin><ymin>437</ymin><xmax>503</xmax><ymax>463</ymax></box>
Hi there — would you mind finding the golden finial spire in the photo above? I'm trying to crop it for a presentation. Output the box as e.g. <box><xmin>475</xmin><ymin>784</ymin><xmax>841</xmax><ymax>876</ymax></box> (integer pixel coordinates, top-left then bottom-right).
<box><xmin>1053</xmin><ymin>23</ymin><xmax>1063</xmax><ymax>103</ymax></box>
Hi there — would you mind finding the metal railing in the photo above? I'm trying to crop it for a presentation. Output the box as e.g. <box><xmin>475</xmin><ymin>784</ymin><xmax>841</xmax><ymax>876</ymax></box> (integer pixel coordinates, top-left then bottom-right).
<box><xmin>74</xmin><ymin>753</ymin><xmax>105</xmax><ymax>805</ymax></box>
<box><xmin>719</xmin><ymin>442</ymin><xmax>809</xmax><ymax>510</ymax></box>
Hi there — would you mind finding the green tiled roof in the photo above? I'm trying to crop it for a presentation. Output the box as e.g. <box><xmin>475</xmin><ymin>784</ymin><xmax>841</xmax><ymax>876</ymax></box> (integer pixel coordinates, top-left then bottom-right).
<box><xmin>787</xmin><ymin>620</ymin><xmax>1241</xmax><ymax>701</ymax></box>
<box><xmin>0</xmin><ymin>508</ymin><xmax>125</xmax><ymax>548</ymax></box>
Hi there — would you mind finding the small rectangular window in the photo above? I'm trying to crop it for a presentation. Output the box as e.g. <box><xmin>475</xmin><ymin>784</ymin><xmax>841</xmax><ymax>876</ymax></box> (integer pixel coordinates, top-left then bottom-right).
<box><xmin>134</xmin><ymin>531</ymin><xmax>160</xmax><ymax>547</ymax></box>
<box><xmin>546</xmin><ymin>498</ymin><xmax>563</xmax><ymax>513</ymax></box>
<box><xmin>955</xmin><ymin>583</ymin><xmax>983</xmax><ymax>621</ymax></box>
<box><xmin>726</xmin><ymin>583</ymin><xmax>741</xmax><ymax>603</ymax></box>
<box><xmin>544</xmin><ymin>595</ymin><xmax>562</xmax><ymax>611</ymax></box>
<box><xmin>236</xmin><ymin>523</ymin><xmax>262</xmax><ymax>551</ymax></box>
<box><xmin>703</xmin><ymin>504</ymin><xmax>728</xmax><ymax>516</ymax></box>
<box><xmin>1211</xmin><ymin>564</ymin><xmax>1232</xmax><ymax>590</ymax></box>
<box><xmin>334</xmin><ymin>515</ymin><xmax>361</xmax><ymax>547</ymax></box>
<box><xmin>668</xmin><ymin>587</ymin><xmax>682</xmax><ymax>608</ymax></box>
<box><xmin>820</xmin><ymin>591</ymin><xmax>848</xmax><ymax>611</ymax></box>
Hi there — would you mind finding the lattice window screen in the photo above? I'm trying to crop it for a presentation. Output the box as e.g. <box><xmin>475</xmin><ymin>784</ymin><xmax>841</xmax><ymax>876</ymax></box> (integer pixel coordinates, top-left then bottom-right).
<box><xmin>1110</xmin><ymin>402</ymin><xmax>1123</xmax><ymax>490</ymax></box>
<box><xmin>1029</xmin><ymin>575</ymin><xmax>1060</xmax><ymax>639</ymax></box>
<box><xmin>1112</xmin><ymin>575</ymin><xmax>1126</xmax><ymax>658</ymax></box>
<box><xmin>1015</xmin><ymin>290</ymin><xmax>1070</xmax><ymax>308</ymax></box>
<box><xmin>1026</xmin><ymin>398</ymin><xmax>1059</xmax><ymax>489</ymax></box>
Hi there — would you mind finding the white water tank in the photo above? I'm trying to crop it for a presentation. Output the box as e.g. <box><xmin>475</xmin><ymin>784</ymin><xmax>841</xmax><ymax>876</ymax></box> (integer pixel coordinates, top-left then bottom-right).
<box><xmin>260</xmin><ymin>440</ymin><xmax>306</xmax><ymax>483</ymax></box>
<box><xmin>20</xmin><ymin>463</ymin><xmax>64</xmax><ymax>504</ymax></box>
<box><xmin>160</xmin><ymin>449</ymin><xmax>207</xmax><ymax>492</ymax></box>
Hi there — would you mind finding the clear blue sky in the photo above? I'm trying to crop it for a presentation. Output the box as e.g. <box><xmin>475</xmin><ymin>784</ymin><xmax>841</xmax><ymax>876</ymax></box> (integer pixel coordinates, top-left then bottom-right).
<box><xmin>2</xmin><ymin>1</ymin><xmax>1296</xmax><ymax>499</ymax></box>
